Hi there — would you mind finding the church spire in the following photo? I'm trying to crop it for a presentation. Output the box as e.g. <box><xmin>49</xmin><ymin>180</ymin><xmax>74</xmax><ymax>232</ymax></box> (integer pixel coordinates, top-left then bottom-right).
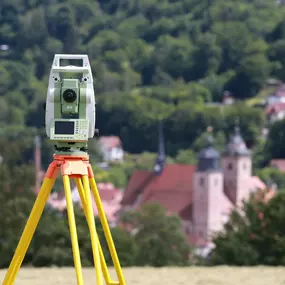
<box><xmin>224</xmin><ymin>118</ymin><xmax>250</xmax><ymax>157</ymax></box>
<box><xmin>197</xmin><ymin>126</ymin><xmax>220</xmax><ymax>172</ymax></box>
<box><xmin>153</xmin><ymin>119</ymin><xmax>166</xmax><ymax>175</ymax></box>
<box><xmin>234</xmin><ymin>118</ymin><xmax>241</xmax><ymax>135</ymax></box>
<box><xmin>205</xmin><ymin>126</ymin><xmax>214</xmax><ymax>147</ymax></box>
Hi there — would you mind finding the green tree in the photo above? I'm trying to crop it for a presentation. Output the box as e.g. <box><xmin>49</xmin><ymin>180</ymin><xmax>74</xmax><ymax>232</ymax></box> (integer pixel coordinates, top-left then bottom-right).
<box><xmin>79</xmin><ymin>215</ymin><xmax>138</xmax><ymax>267</ymax></box>
<box><xmin>268</xmin><ymin>39</ymin><xmax>285</xmax><ymax>81</ymax></box>
<box><xmin>255</xmin><ymin>167</ymin><xmax>285</xmax><ymax>190</ymax></box>
<box><xmin>211</xmin><ymin>190</ymin><xmax>285</xmax><ymax>266</ymax></box>
<box><xmin>121</xmin><ymin>203</ymin><xmax>191</xmax><ymax>266</ymax></box>
<box><xmin>264</xmin><ymin>119</ymin><xmax>285</xmax><ymax>160</ymax></box>
<box><xmin>192</xmin><ymin>130</ymin><xmax>226</xmax><ymax>153</ymax></box>
<box><xmin>175</xmin><ymin>149</ymin><xmax>197</xmax><ymax>165</ymax></box>
<box><xmin>251</xmin><ymin>138</ymin><xmax>268</xmax><ymax>170</ymax></box>
<box><xmin>0</xmin><ymin>163</ymin><xmax>36</xmax><ymax>268</ymax></box>
<box><xmin>31</xmin><ymin>207</ymin><xmax>75</xmax><ymax>267</ymax></box>
<box><xmin>107</xmin><ymin>166</ymin><xmax>128</xmax><ymax>188</ymax></box>
<box><xmin>223</xmin><ymin>102</ymin><xmax>266</xmax><ymax>147</ymax></box>
<box><xmin>192</xmin><ymin>33</ymin><xmax>222</xmax><ymax>78</ymax></box>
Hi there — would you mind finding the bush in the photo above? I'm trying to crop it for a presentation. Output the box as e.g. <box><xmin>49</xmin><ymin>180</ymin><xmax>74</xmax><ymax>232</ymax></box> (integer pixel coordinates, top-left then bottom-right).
<box><xmin>210</xmin><ymin>190</ymin><xmax>285</xmax><ymax>266</ymax></box>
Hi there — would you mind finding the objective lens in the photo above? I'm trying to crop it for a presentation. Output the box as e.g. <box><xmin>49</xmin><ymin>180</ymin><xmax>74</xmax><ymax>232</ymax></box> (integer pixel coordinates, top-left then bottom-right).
<box><xmin>63</xmin><ymin>89</ymin><xmax>77</xmax><ymax>103</ymax></box>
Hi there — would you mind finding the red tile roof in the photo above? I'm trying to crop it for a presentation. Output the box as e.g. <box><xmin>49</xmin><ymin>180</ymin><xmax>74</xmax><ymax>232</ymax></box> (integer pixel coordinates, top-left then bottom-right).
<box><xmin>97</xmin><ymin>182</ymin><xmax>121</xmax><ymax>201</ymax></box>
<box><xmin>121</xmin><ymin>170</ymin><xmax>153</xmax><ymax>205</ymax></box>
<box><xmin>248</xmin><ymin>176</ymin><xmax>266</xmax><ymax>191</ymax></box>
<box><xmin>121</xmin><ymin>164</ymin><xmax>196</xmax><ymax>215</ymax></box>
<box><xmin>265</xmin><ymin>102</ymin><xmax>285</xmax><ymax>114</ymax></box>
<box><xmin>146</xmin><ymin>190</ymin><xmax>191</xmax><ymax>214</ymax></box>
<box><xmin>270</xmin><ymin>159</ymin><xmax>285</xmax><ymax>172</ymax></box>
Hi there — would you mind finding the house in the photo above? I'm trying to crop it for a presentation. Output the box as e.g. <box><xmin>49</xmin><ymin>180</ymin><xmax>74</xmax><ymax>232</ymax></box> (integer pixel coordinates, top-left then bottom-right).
<box><xmin>99</xmin><ymin>136</ymin><xmax>124</xmax><ymax>162</ymax></box>
<box><xmin>119</xmin><ymin>122</ymin><xmax>268</xmax><ymax>250</ymax></box>
<box><xmin>222</xmin><ymin>91</ymin><xmax>235</xmax><ymax>105</ymax></box>
<box><xmin>270</xmin><ymin>159</ymin><xmax>285</xmax><ymax>172</ymax></box>
<box><xmin>265</xmin><ymin>84</ymin><xmax>285</xmax><ymax>123</ymax></box>
<box><xmin>267</xmin><ymin>84</ymin><xmax>285</xmax><ymax>105</ymax></box>
<box><xmin>47</xmin><ymin>182</ymin><xmax>123</xmax><ymax>226</ymax></box>
<box><xmin>266</xmin><ymin>78</ymin><xmax>282</xmax><ymax>87</ymax></box>
<box><xmin>265</xmin><ymin>102</ymin><xmax>285</xmax><ymax>123</ymax></box>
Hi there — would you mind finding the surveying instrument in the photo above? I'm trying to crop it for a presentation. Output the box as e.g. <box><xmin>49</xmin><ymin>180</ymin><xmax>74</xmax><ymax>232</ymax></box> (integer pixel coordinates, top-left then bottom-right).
<box><xmin>2</xmin><ymin>54</ymin><xmax>126</xmax><ymax>285</ymax></box>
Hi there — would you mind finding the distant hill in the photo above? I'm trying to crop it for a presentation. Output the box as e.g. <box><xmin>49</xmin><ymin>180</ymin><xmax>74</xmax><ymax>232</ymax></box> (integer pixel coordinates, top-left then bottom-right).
<box><xmin>0</xmin><ymin>0</ymin><xmax>284</xmax><ymax>156</ymax></box>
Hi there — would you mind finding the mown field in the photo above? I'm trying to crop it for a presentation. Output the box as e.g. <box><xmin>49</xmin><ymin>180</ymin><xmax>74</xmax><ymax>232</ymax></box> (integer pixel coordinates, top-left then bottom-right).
<box><xmin>1</xmin><ymin>266</ymin><xmax>285</xmax><ymax>285</ymax></box>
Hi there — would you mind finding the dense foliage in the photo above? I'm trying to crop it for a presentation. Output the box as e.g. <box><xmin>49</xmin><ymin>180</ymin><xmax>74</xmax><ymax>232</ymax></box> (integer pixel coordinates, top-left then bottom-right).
<box><xmin>120</xmin><ymin>203</ymin><xmax>190</xmax><ymax>266</ymax></box>
<box><xmin>1</xmin><ymin>0</ymin><xmax>285</xmax><ymax>161</ymax></box>
<box><xmin>210</xmin><ymin>190</ymin><xmax>285</xmax><ymax>266</ymax></box>
<box><xmin>0</xmin><ymin>184</ymin><xmax>189</xmax><ymax>268</ymax></box>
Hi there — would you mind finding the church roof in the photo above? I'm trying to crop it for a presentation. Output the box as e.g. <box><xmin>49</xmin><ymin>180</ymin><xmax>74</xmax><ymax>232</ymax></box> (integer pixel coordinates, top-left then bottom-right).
<box><xmin>224</xmin><ymin>124</ymin><xmax>250</xmax><ymax>156</ymax></box>
<box><xmin>197</xmin><ymin>134</ymin><xmax>221</xmax><ymax>172</ymax></box>
<box><xmin>121</xmin><ymin>164</ymin><xmax>196</xmax><ymax>215</ymax></box>
<box><xmin>198</xmin><ymin>136</ymin><xmax>220</xmax><ymax>159</ymax></box>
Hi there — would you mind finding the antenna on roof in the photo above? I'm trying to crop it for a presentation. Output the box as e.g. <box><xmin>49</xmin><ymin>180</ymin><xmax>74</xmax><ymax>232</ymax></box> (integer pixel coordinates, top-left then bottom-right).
<box><xmin>153</xmin><ymin>119</ymin><xmax>166</xmax><ymax>175</ymax></box>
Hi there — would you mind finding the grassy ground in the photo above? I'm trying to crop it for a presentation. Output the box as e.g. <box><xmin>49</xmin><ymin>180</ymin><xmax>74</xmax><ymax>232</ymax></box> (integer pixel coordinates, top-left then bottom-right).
<box><xmin>1</xmin><ymin>266</ymin><xmax>285</xmax><ymax>285</ymax></box>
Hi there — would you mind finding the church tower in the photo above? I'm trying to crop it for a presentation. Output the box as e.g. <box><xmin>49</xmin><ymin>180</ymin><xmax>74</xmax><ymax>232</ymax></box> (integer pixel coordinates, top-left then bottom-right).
<box><xmin>153</xmin><ymin>119</ymin><xmax>166</xmax><ymax>175</ymax></box>
<box><xmin>193</xmin><ymin>128</ymin><xmax>224</xmax><ymax>246</ymax></box>
<box><xmin>221</xmin><ymin>121</ymin><xmax>252</xmax><ymax>207</ymax></box>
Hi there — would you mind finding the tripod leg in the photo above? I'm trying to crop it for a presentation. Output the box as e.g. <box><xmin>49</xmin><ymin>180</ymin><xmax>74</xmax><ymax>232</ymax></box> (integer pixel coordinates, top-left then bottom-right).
<box><xmin>89</xmin><ymin>176</ymin><xmax>126</xmax><ymax>285</ymax></box>
<box><xmin>75</xmin><ymin>178</ymin><xmax>112</xmax><ymax>285</ymax></box>
<box><xmin>62</xmin><ymin>175</ymin><xmax>84</xmax><ymax>285</ymax></box>
<box><xmin>2</xmin><ymin>177</ymin><xmax>56</xmax><ymax>285</ymax></box>
<box><xmin>82</xmin><ymin>175</ymin><xmax>104</xmax><ymax>285</ymax></box>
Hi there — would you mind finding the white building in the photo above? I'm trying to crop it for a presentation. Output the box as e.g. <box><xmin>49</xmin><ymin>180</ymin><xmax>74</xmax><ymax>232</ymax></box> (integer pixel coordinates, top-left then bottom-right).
<box><xmin>99</xmin><ymin>136</ymin><xmax>124</xmax><ymax>162</ymax></box>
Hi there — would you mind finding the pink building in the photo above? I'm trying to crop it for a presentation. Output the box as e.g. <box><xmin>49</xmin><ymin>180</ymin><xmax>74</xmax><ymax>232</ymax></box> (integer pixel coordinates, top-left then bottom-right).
<box><xmin>192</xmin><ymin>125</ymin><xmax>261</xmax><ymax>247</ymax></box>
<box><xmin>120</xmin><ymin>124</ymin><xmax>268</xmax><ymax>251</ymax></box>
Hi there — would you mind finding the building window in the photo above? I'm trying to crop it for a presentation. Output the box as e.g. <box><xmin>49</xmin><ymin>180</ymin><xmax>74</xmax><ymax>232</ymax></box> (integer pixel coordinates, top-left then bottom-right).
<box><xmin>228</xmin><ymin>163</ymin><xmax>232</xmax><ymax>170</ymax></box>
<box><xmin>200</xmin><ymin>177</ymin><xmax>204</xmax><ymax>186</ymax></box>
<box><xmin>214</xmin><ymin>178</ymin><xmax>218</xmax><ymax>186</ymax></box>
<box><xmin>243</xmin><ymin>163</ymin><xmax>247</xmax><ymax>170</ymax></box>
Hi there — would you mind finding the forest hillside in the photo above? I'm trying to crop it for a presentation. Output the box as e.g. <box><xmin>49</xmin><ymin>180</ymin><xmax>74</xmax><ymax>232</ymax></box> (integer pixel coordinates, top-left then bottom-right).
<box><xmin>1</xmin><ymin>0</ymin><xmax>285</xmax><ymax>181</ymax></box>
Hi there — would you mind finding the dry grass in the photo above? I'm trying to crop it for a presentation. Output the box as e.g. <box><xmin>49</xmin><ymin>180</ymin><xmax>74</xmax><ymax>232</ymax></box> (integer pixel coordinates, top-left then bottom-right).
<box><xmin>1</xmin><ymin>266</ymin><xmax>285</xmax><ymax>285</ymax></box>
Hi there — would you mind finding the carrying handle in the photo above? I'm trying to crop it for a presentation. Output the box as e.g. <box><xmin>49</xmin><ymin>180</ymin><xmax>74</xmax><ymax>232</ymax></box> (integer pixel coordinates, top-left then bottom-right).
<box><xmin>52</xmin><ymin>66</ymin><xmax>90</xmax><ymax>73</ymax></box>
<box><xmin>49</xmin><ymin>54</ymin><xmax>93</xmax><ymax>82</ymax></box>
<box><xmin>53</xmin><ymin>54</ymin><xmax>90</xmax><ymax>67</ymax></box>
<box><xmin>54</xmin><ymin>54</ymin><xmax>89</xmax><ymax>62</ymax></box>
<box><xmin>55</xmin><ymin>54</ymin><xmax>88</xmax><ymax>60</ymax></box>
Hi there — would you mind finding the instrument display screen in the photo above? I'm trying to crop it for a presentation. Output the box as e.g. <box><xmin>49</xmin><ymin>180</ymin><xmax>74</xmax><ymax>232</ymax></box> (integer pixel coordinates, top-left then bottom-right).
<box><xmin>54</xmin><ymin>121</ymin><xmax>75</xmax><ymax>135</ymax></box>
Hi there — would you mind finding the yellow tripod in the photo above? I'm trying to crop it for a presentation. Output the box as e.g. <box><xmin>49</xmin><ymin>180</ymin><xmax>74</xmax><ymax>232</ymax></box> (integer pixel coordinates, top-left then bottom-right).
<box><xmin>2</xmin><ymin>154</ymin><xmax>126</xmax><ymax>285</ymax></box>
